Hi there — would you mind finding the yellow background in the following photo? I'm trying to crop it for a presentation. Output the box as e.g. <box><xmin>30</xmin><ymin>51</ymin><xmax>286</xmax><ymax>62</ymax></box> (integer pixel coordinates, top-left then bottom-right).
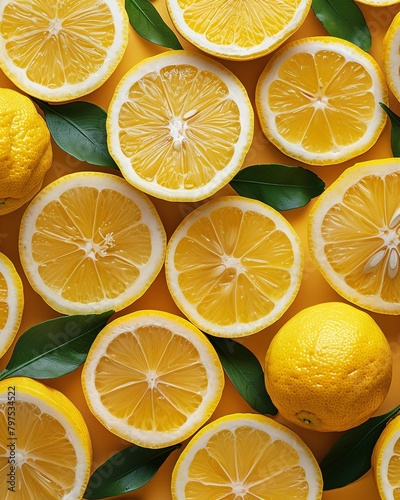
<box><xmin>1</xmin><ymin>1</ymin><xmax>400</xmax><ymax>499</ymax></box>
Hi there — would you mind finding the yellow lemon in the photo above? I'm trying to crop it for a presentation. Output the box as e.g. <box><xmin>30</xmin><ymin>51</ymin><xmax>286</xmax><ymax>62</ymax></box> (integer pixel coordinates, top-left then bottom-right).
<box><xmin>256</xmin><ymin>36</ymin><xmax>388</xmax><ymax>165</ymax></box>
<box><xmin>107</xmin><ymin>50</ymin><xmax>254</xmax><ymax>202</ymax></box>
<box><xmin>81</xmin><ymin>310</ymin><xmax>224</xmax><ymax>448</ymax></box>
<box><xmin>372</xmin><ymin>414</ymin><xmax>400</xmax><ymax>499</ymax></box>
<box><xmin>0</xmin><ymin>377</ymin><xmax>92</xmax><ymax>498</ymax></box>
<box><xmin>19</xmin><ymin>172</ymin><xmax>166</xmax><ymax>315</ymax></box>
<box><xmin>0</xmin><ymin>0</ymin><xmax>128</xmax><ymax>102</ymax></box>
<box><xmin>0</xmin><ymin>252</ymin><xmax>23</xmax><ymax>357</ymax></box>
<box><xmin>165</xmin><ymin>196</ymin><xmax>304</xmax><ymax>338</ymax></box>
<box><xmin>264</xmin><ymin>302</ymin><xmax>392</xmax><ymax>432</ymax></box>
<box><xmin>0</xmin><ymin>88</ymin><xmax>52</xmax><ymax>215</ymax></box>
<box><xmin>308</xmin><ymin>158</ymin><xmax>400</xmax><ymax>315</ymax></box>
<box><xmin>166</xmin><ymin>0</ymin><xmax>312</xmax><ymax>60</ymax></box>
<box><xmin>171</xmin><ymin>413</ymin><xmax>323</xmax><ymax>499</ymax></box>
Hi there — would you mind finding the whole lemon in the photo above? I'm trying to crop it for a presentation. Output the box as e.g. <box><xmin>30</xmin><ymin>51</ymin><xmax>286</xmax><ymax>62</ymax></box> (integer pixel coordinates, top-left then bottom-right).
<box><xmin>0</xmin><ymin>88</ymin><xmax>52</xmax><ymax>215</ymax></box>
<box><xmin>264</xmin><ymin>302</ymin><xmax>392</xmax><ymax>432</ymax></box>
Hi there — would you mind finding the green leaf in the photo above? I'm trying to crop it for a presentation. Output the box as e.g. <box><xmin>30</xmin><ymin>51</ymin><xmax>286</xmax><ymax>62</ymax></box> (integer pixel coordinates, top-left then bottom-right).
<box><xmin>320</xmin><ymin>404</ymin><xmax>400</xmax><ymax>490</ymax></box>
<box><xmin>32</xmin><ymin>99</ymin><xmax>118</xmax><ymax>168</ymax></box>
<box><xmin>206</xmin><ymin>335</ymin><xmax>277</xmax><ymax>415</ymax></box>
<box><xmin>312</xmin><ymin>0</ymin><xmax>371</xmax><ymax>51</ymax></box>
<box><xmin>0</xmin><ymin>310</ymin><xmax>114</xmax><ymax>380</ymax></box>
<box><xmin>125</xmin><ymin>0</ymin><xmax>183</xmax><ymax>50</ymax></box>
<box><xmin>380</xmin><ymin>102</ymin><xmax>400</xmax><ymax>157</ymax></box>
<box><xmin>230</xmin><ymin>164</ymin><xmax>325</xmax><ymax>211</ymax></box>
<box><xmin>84</xmin><ymin>443</ymin><xmax>180</xmax><ymax>498</ymax></box>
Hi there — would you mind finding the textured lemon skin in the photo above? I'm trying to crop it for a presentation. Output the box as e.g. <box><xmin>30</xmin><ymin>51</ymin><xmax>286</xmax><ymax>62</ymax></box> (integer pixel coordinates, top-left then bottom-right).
<box><xmin>371</xmin><ymin>414</ymin><xmax>400</xmax><ymax>499</ymax></box>
<box><xmin>0</xmin><ymin>88</ymin><xmax>52</xmax><ymax>215</ymax></box>
<box><xmin>265</xmin><ymin>302</ymin><xmax>392</xmax><ymax>432</ymax></box>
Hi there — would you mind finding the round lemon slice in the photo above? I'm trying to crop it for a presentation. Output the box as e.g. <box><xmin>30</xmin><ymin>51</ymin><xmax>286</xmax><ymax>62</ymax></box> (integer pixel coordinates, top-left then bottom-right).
<box><xmin>0</xmin><ymin>252</ymin><xmax>23</xmax><ymax>357</ymax></box>
<box><xmin>372</xmin><ymin>415</ymin><xmax>400</xmax><ymax>499</ymax></box>
<box><xmin>19</xmin><ymin>172</ymin><xmax>166</xmax><ymax>315</ymax></box>
<box><xmin>256</xmin><ymin>36</ymin><xmax>388</xmax><ymax>165</ymax></box>
<box><xmin>308</xmin><ymin>158</ymin><xmax>400</xmax><ymax>315</ymax></box>
<box><xmin>171</xmin><ymin>413</ymin><xmax>323</xmax><ymax>499</ymax></box>
<box><xmin>81</xmin><ymin>310</ymin><xmax>224</xmax><ymax>448</ymax></box>
<box><xmin>0</xmin><ymin>377</ymin><xmax>92</xmax><ymax>499</ymax></box>
<box><xmin>383</xmin><ymin>12</ymin><xmax>400</xmax><ymax>102</ymax></box>
<box><xmin>0</xmin><ymin>0</ymin><xmax>129</xmax><ymax>102</ymax></box>
<box><xmin>107</xmin><ymin>50</ymin><xmax>254</xmax><ymax>202</ymax></box>
<box><xmin>165</xmin><ymin>196</ymin><xmax>304</xmax><ymax>337</ymax></box>
<box><xmin>166</xmin><ymin>0</ymin><xmax>312</xmax><ymax>60</ymax></box>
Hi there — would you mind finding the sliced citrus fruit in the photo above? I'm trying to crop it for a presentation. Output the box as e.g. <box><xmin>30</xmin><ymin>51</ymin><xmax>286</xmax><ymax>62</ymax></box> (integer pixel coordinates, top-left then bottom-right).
<box><xmin>372</xmin><ymin>415</ymin><xmax>400</xmax><ymax>499</ymax></box>
<box><xmin>107</xmin><ymin>50</ymin><xmax>254</xmax><ymax>202</ymax></box>
<box><xmin>81</xmin><ymin>310</ymin><xmax>224</xmax><ymax>448</ymax></box>
<box><xmin>171</xmin><ymin>413</ymin><xmax>323</xmax><ymax>499</ymax></box>
<box><xmin>18</xmin><ymin>172</ymin><xmax>166</xmax><ymax>315</ymax></box>
<box><xmin>383</xmin><ymin>11</ymin><xmax>400</xmax><ymax>102</ymax></box>
<box><xmin>0</xmin><ymin>0</ymin><xmax>129</xmax><ymax>102</ymax></box>
<box><xmin>0</xmin><ymin>377</ymin><xmax>91</xmax><ymax>499</ymax></box>
<box><xmin>256</xmin><ymin>36</ymin><xmax>388</xmax><ymax>165</ymax></box>
<box><xmin>357</xmin><ymin>0</ymin><xmax>400</xmax><ymax>5</ymax></box>
<box><xmin>308</xmin><ymin>158</ymin><xmax>400</xmax><ymax>315</ymax></box>
<box><xmin>0</xmin><ymin>252</ymin><xmax>23</xmax><ymax>357</ymax></box>
<box><xmin>166</xmin><ymin>0</ymin><xmax>312</xmax><ymax>60</ymax></box>
<box><xmin>165</xmin><ymin>196</ymin><xmax>304</xmax><ymax>337</ymax></box>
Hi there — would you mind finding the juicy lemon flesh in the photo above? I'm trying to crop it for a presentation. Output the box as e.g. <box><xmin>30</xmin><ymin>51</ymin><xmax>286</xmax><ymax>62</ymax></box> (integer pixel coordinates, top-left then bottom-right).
<box><xmin>387</xmin><ymin>437</ymin><xmax>400</xmax><ymax>496</ymax></box>
<box><xmin>0</xmin><ymin>273</ymin><xmax>8</xmax><ymax>331</ymax></box>
<box><xmin>321</xmin><ymin>173</ymin><xmax>400</xmax><ymax>303</ymax></box>
<box><xmin>31</xmin><ymin>186</ymin><xmax>152</xmax><ymax>304</ymax></box>
<box><xmin>269</xmin><ymin>50</ymin><xmax>375</xmax><ymax>153</ymax></box>
<box><xmin>174</xmin><ymin>207</ymin><xmax>295</xmax><ymax>326</ymax></box>
<box><xmin>94</xmin><ymin>325</ymin><xmax>209</xmax><ymax>432</ymax></box>
<box><xmin>1</xmin><ymin>0</ymin><xmax>116</xmax><ymax>87</ymax></box>
<box><xmin>0</xmin><ymin>401</ymin><xmax>78</xmax><ymax>498</ymax></box>
<box><xmin>183</xmin><ymin>427</ymin><xmax>310</xmax><ymax>498</ymax></box>
<box><xmin>118</xmin><ymin>65</ymin><xmax>241</xmax><ymax>191</ymax></box>
<box><xmin>178</xmin><ymin>0</ymin><xmax>301</xmax><ymax>47</ymax></box>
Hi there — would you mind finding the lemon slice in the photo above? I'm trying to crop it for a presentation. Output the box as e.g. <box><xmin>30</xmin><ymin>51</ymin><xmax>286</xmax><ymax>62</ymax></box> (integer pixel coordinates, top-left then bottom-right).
<box><xmin>308</xmin><ymin>158</ymin><xmax>400</xmax><ymax>315</ymax></box>
<box><xmin>166</xmin><ymin>0</ymin><xmax>312</xmax><ymax>60</ymax></box>
<box><xmin>81</xmin><ymin>310</ymin><xmax>224</xmax><ymax>448</ymax></box>
<box><xmin>171</xmin><ymin>413</ymin><xmax>323</xmax><ymax>499</ymax></box>
<box><xmin>0</xmin><ymin>377</ymin><xmax>91</xmax><ymax>499</ymax></box>
<box><xmin>357</xmin><ymin>0</ymin><xmax>400</xmax><ymax>5</ymax></box>
<box><xmin>19</xmin><ymin>172</ymin><xmax>166</xmax><ymax>315</ymax></box>
<box><xmin>165</xmin><ymin>196</ymin><xmax>304</xmax><ymax>337</ymax></box>
<box><xmin>372</xmin><ymin>415</ymin><xmax>400</xmax><ymax>499</ymax></box>
<box><xmin>383</xmin><ymin>12</ymin><xmax>400</xmax><ymax>102</ymax></box>
<box><xmin>107</xmin><ymin>50</ymin><xmax>254</xmax><ymax>202</ymax></box>
<box><xmin>0</xmin><ymin>0</ymin><xmax>128</xmax><ymax>102</ymax></box>
<box><xmin>0</xmin><ymin>252</ymin><xmax>23</xmax><ymax>357</ymax></box>
<box><xmin>256</xmin><ymin>36</ymin><xmax>388</xmax><ymax>165</ymax></box>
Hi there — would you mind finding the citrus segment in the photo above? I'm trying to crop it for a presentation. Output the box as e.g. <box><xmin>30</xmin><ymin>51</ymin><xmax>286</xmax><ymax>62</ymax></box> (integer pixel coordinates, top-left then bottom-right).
<box><xmin>372</xmin><ymin>415</ymin><xmax>400</xmax><ymax>499</ymax></box>
<box><xmin>256</xmin><ymin>36</ymin><xmax>388</xmax><ymax>165</ymax></box>
<box><xmin>107</xmin><ymin>50</ymin><xmax>254</xmax><ymax>201</ymax></box>
<box><xmin>0</xmin><ymin>0</ymin><xmax>129</xmax><ymax>101</ymax></box>
<box><xmin>308</xmin><ymin>158</ymin><xmax>400</xmax><ymax>314</ymax></box>
<box><xmin>171</xmin><ymin>413</ymin><xmax>323</xmax><ymax>499</ymax></box>
<box><xmin>81</xmin><ymin>310</ymin><xmax>224</xmax><ymax>448</ymax></box>
<box><xmin>0</xmin><ymin>252</ymin><xmax>23</xmax><ymax>357</ymax></box>
<box><xmin>265</xmin><ymin>302</ymin><xmax>392</xmax><ymax>432</ymax></box>
<box><xmin>18</xmin><ymin>172</ymin><xmax>166</xmax><ymax>315</ymax></box>
<box><xmin>384</xmin><ymin>12</ymin><xmax>400</xmax><ymax>102</ymax></box>
<box><xmin>0</xmin><ymin>377</ymin><xmax>91</xmax><ymax>499</ymax></box>
<box><xmin>166</xmin><ymin>0</ymin><xmax>312</xmax><ymax>60</ymax></box>
<box><xmin>165</xmin><ymin>196</ymin><xmax>303</xmax><ymax>337</ymax></box>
